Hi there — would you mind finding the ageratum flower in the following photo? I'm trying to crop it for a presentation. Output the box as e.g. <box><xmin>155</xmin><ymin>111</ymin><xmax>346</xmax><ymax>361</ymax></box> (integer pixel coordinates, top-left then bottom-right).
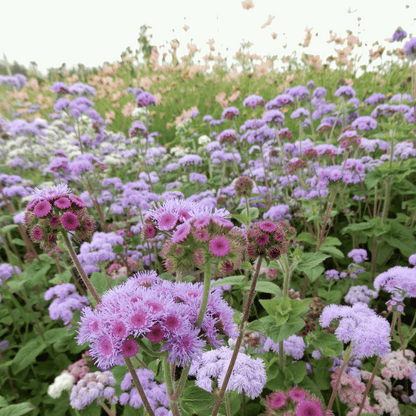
<box><xmin>404</xmin><ymin>37</ymin><xmax>416</xmax><ymax>59</ymax></box>
<box><xmin>243</xmin><ymin>94</ymin><xmax>265</xmax><ymax>109</ymax></box>
<box><xmin>221</xmin><ymin>106</ymin><xmax>239</xmax><ymax>120</ymax></box>
<box><xmin>391</xmin><ymin>27</ymin><xmax>407</xmax><ymax>42</ymax></box>
<box><xmin>334</xmin><ymin>86</ymin><xmax>356</xmax><ymax>98</ymax></box>
<box><xmin>136</xmin><ymin>92</ymin><xmax>157</xmax><ymax>107</ymax></box>
<box><xmin>352</xmin><ymin>116</ymin><xmax>377</xmax><ymax>131</ymax></box>
<box><xmin>77</xmin><ymin>272</ymin><xmax>237</xmax><ymax>369</ymax></box>
<box><xmin>319</xmin><ymin>303</ymin><xmax>391</xmax><ymax>358</ymax></box>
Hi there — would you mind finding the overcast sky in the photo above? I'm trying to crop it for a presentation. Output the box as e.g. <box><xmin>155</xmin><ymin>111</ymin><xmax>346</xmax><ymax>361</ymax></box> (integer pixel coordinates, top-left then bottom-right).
<box><xmin>1</xmin><ymin>0</ymin><xmax>415</xmax><ymax>75</ymax></box>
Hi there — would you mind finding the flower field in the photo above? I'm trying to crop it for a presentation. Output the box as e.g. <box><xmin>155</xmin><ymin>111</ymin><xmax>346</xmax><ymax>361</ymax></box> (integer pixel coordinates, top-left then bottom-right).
<box><xmin>0</xmin><ymin>20</ymin><xmax>416</xmax><ymax>416</ymax></box>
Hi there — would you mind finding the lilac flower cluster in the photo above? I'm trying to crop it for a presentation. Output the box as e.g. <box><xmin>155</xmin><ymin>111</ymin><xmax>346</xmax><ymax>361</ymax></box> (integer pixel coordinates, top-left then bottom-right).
<box><xmin>243</xmin><ymin>94</ymin><xmax>265</xmax><ymax>109</ymax></box>
<box><xmin>119</xmin><ymin>368</ymin><xmax>169</xmax><ymax>413</ymax></box>
<box><xmin>69</xmin><ymin>371</ymin><xmax>117</xmax><ymax>410</ymax></box>
<box><xmin>404</xmin><ymin>37</ymin><xmax>416</xmax><ymax>59</ymax></box>
<box><xmin>0</xmin><ymin>73</ymin><xmax>26</xmax><ymax>90</ymax></box>
<box><xmin>0</xmin><ymin>263</ymin><xmax>21</xmax><ymax>284</ymax></box>
<box><xmin>319</xmin><ymin>303</ymin><xmax>391</xmax><ymax>358</ymax></box>
<box><xmin>189</xmin><ymin>346</ymin><xmax>267</xmax><ymax>399</ymax></box>
<box><xmin>374</xmin><ymin>265</ymin><xmax>416</xmax><ymax>299</ymax></box>
<box><xmin>77</xmin><ymin>271</ymin><xmax>236</xmax><ymax>369</ymax></box>
<box><xmin>347</xmin><ymin>249</ymin><xmax>368</xmax><ymax>263</ymax></box>
<box><xmin>262</xmin><ymin>334</ymin><xmax>306</xmax><ymax>360</ymax></box>
<box><xmin>344</xmin><ymin>285</ymin><xmax>378</xmax><ymax>305</ymax></box>
<box><xmin>44</xmin><ymin>283</ymin><xmax>89</xmax><ymax>326</ymax></box>
<box><xmin>189</xmin><ymin>172</ymin><xmax>207</xmax><ymax>185</ymax></box>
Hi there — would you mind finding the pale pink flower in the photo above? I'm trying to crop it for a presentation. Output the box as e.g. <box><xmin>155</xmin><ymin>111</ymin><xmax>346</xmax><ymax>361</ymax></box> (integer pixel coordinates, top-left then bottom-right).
<box><xmin>261</xmin><ymin>15</ymin><xmax>275</xmax><ymax>29</ymax></box>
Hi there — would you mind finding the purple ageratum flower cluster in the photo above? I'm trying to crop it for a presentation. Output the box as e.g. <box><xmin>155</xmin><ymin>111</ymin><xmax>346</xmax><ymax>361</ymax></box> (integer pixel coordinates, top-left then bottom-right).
<box><xmin>364</xmin><ymin>93</ymin><xmax>386</xmax><ymax>105</ymax></box>
<box><xmin>136</xmin><ymin>92</ymin><xmax>157</xmax><ymax>107</ymax></box>
<box><xmin>404</xmin><ymin>37</ymin><xmax>416</xmax><ymax>60</ymax></box>
<box><xmin>222</xmin><ymin>106</ymin><xmax>239</xmax><ymax>120</ymax></box>
<box><xmin>352</xmin><ymin>116</ymin><xmax>378</xmax><ymax>131</ymax></box>
<box><xmin>391</xmin><ymin>27</ymin><xmax>407</xmax><ymax>42</ymax></box>
<box><xmin>0</xmin><ymin>73</ymin><xmax>26</xmax><ymax>90</ymax></box>
<box><xmin>178</xmin><ymin>154</ymin><xmax>202</xmax><ymax>166</ymax></box>
<box><xmin>218</xmin><ymin>129</ymin><xmax>237</xmax><ymax>144</ymax></box>
<box><xmin>313</xmin><ymin>87</ymin><xmax>327</xmax><ymax>98</ymax></box>
<box><xmin>129</xmin><ymin>121</ymin><xmax>147</xmax><ymax>137</ymax></box>
<box><xmin>334</xmin><ymin>85</ymin><xmax>356</xmax><ymax>98</ymax></box>
<box><xmin>160</xmin><ymin>214</ymin><xmax>246</xmax><ymax>276</ymax></box>
<box><xmin>243</xmin><ymin>94</ymin><xmax>265</xmax><ymax>109</ymax></box>
<box><xmin>344</xmin><ymin>285</ymin><xmax>378</xmax><ymax>305</ymax></box>
<box><xmin>348</xmin><ymin>249</ymin><xmax>368</xmax><ymax>263</ymax></box>
<box><xmin>374</xmin><ymin>266</ymin><xmax>416</xmax><ymax>299</ymax></box>
<box><xmin>262</xmin><ymin>334</ymin><xmax>306</xmax><ymax>360</ymax></box>
<box><xmin>189</xmin><ymin>346</ymin><xmax>267</xmax><ymax>399</ymax></box>
<box><xmin>69</xmin><ymin>371</ymin><xmax>117</xmax><ymax>410</ymax></box>
<box><xmin>291</xmin><ymin>108</ymin><xmax>310</xmax><ymax>120</ymax></box>
<box><xmin>7</xmin><ymin>119</ymin><xmax>47</xmax><ymax>137</ymax></box>
<box><xmin>77</xmin><ymin>272</ymin><xmax>237</xmax><ymax>369</ymax></box>
<box><xmin>44</xmin><ymin>283</ymin><xmax>89</xmax><ymax>326</ymax></box>
<box><xmin>189</xmin><ymin>172</ymin><xmax>207</xmax><ymax>185</ymax></box>
<box><xmin>262</xmin><ymin>109</ymin><xmax>285</xmax><ymax>126</ymax></box>
<box><xmin>78</xmin><ymin>232</ymin><xmax>125</xmax><ymax>275</ymax></box>
<box><xmin>0</xmin><ymin>263</ymin><xmax>21</xmax><ymax>286</ymax></box>
<box><xmin>24</xmin><ymin>184</ymin><xmax>95</xmax><ymax>250</ymax></box>
<box><xmin>263</xmin><ymin>205</ymin><xmax>292</xmax><ymax>221</ymax></box>
<box><xmin>286</xmin><ymin>85</ymin><xmax>310</xmax><ymax>101</ymax></box>
<box><xmin>319</xmin><ymin>303</ymin><xmax>391</xmax><ymax>359</ymax></box>
<box><xmin>119</xmin><ymin>368</ymin><xmax>169</xmax><ymax>412</ymax></box>
<box><xmin>265</xmin><ymin>94</ymin><xmax>295</xmax><ymax>110</ymax></box>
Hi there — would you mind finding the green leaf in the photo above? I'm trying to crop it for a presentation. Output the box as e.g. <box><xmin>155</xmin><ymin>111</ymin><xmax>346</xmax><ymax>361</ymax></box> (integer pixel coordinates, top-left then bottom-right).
<box><xmin>384</xmin><ymin>221</ymin><xmax>416</xmax><ymax>257</ymax></box>
<box><xmin>244</xmin><ymin>281</ymin><xmax>282</xmax><ymax>296</ymax></box>
<box><xmin>286</xmin><ymin>361</ymin><xmax>307</xmax><ymax>383</ymax></box>
<box><xmin>319</xmin><ymin>246</ymin><xmax>344</xmax><ymax>258</ymax></box>
<box><xmin>44</xmin><ymin>328</ymin><xmax>73</xmax><ymax>345</ymax></box>
<box><xmin>231</xmin><ymin>213</ymin><xmax>250</xmax><ymax>224</ymax></box>
<box><xmin>12</xmin><ymin>238</ymin><xmax>26</xmax><ymax>247</ymax></box>
<box><xmin>312</xmin><ymin>333</ymin><xmax>344</xmax><ymax>357</ymax></box>
<box><xmin>299</xmin><ymin>376</ymin><xmax>325</xmax><ymax>400</ymax></box>
<box><xmin>0</xmin><ymin>215</ymin><xmax>13</xmax><ymax>223</ymax></box>
<box><xmin>0</xmin><ymin>397</ymin><xmax>8</xmax><ymax>407</ymax></box>
<box><xmin>303</xmin><ymin>266</ymin><xmax>324</xmax><ymax>283</ymax></box>
<box><xmin>289</xmin><ymin>299</ymin><xmax>311</xmax><ymax>317</ymax></box>
<box><xmin>321</xmin><ymin>237</ymin><xmax>342</xmax><ymax>246</ymax></box>
<box><xmin>0</xmin><ymin>224</ymin><xmax>18</xmax><ymax>234</ymax></box>
<box><xmin>0</xmin><ymin>403</ymin><xmax>35</xmax><ymax>416</ymax></box>
<box><xmin>297</xmin><ymin>253</ymin><xmax>330</xmax><ymax>272</ymax></box>
<box><xmin>211</xmin><ymin>275</ymin><xmax>245</xmax><ymax>287</ymax></box>
<box><xmin>240</xmin><ymin>261</ymin><xmax>253</xmax><ymax>270</ymax></box>
<box><xmin>365</xmin><ymin>169</ymin><xmax>383</xmax><ymax>189</ymax></box>
<box><xmin>296</xmin><ymin>232</ymin><xmax>317</xmax><ymax>245</ymax></box>
<box><xmin>112</xmin><ymin>244</ymin><xmax>125</xmax><ymax>254</ymax></box>
<box><xmin>248</xmin><ymin>207</ymin><xmax>259</xmax><ymax>219</ymax></box>
<box><xmin>259</xmin><ymin>298</ymin><xmax>281</xmax><ymax>316</ymax></box>
<box><xmin>126</xmin><ymin>216</ymin><xmax>141</xmax><ymax>223</ymax></box>
<box><xmin>179</xmin><ymin>386</ymin><xmax>219</xmax><ymax>414</ymax></box>
<box><xmin>12</xmin><ymin>338</ymin><xmax>46</xmax><ymax>374</ymax></box>
<box><xmin>269</xmin><ymin>317</ymin><xmax>305</xmax><ymax>343</ymax></box>
<box><xmin>89</xmin><ymin>272</ymin><xmax>114</xmax><ymax>297</ymax></box>
<box><xmin>341</xmin><ymin>221</ymin><xmax>374</xmax><ymax>235</ymax></box>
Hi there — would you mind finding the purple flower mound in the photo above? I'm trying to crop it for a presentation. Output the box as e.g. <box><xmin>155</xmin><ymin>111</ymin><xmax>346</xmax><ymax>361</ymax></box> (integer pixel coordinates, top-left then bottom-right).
<box><xmin>44</xmin><ymin>283</ymin><xmax>89</xmax><ymax>326</ymax></box>
<box><xmin>391</xmin><ymin>27</ymin><xmax>407</xmax><ymax>42</ymax></box>
<box><xmin>344</xmin><ymin>285</ymin><xmax>378</xmax><ymax>305</ymax></box>
<box><xmin>262</xmin><ymin>109</ymin><xmax>285</xmax><ymax>125</ymax></box>
<box><xmin>178</xmin><ymin>154</ymin><xmax>202</xmax><ymax>166</ymax></box>
<box><xmin>262</xmin><ymin>334</ymin><xmax>306</xmax><ymax>360</ymax></box>
<box><xmin>119</xmin><ymin>368</ymin><xmax>169</xmax><ymax>412</ymax></box>
<box><xmin>364</xmin><ymin>93</ymin><xmax>386</xmax><ymax>105</ymax></box>
<box><xmin>319</xmin><ymin>303</ymin><xmax>391</xmax><ymax>359</ymax></box>
<box><xmin>291</xmin><ymin>108</ymin><xmax>310</xmax><ymax>120</ymax></box>
<box><xmin>77</xmin><ymin>272</ymin><xmax>237</xmax><ymax>369</ymax></box>
<box><xmin>352</xmin><ymin>116</ymin><xmax>377</xmax><ymax>131</ymax></box>
<box><xmin>189</xmin><ymin>172</ymin><xmax>207</xmax><ymax>185</ymax></box>
<box><xmin>347</xmin><ymin>249</ymin><xmax>368</xmax><ymax>263</ymax></box>
<box><xmin>0</xmin><ymin>74</ymin><xmax>27</xmax><ymax>90</ymax></box>
<box><xmin>189</xmin><ymin>346</ymin><xmax>266</xmax><ymax>399</ymax></box>
<box><xmin>334</xmin><ymin>85</ymin><xmax>356</xmax><ymax>98</ymax></box>
<box><xmin>404</xmin><ymin>37</ymin><xmax>416</xmax><ymax>59</ymax></box>
<box><xmin>374</xmin><ymin>265</ymin><xmax>416</xmax><ymax>299</ymax></box>
<box><xmin>243</xmin><ymin>94</ymin><xmax>265</xmax><ymax>109</ymax></box>
<box><xmin>0</xmin><ymin>264</ymin><xmax>21</xmax><ymax>285</ymax></box>
<box><xmin>136</xmin><ymin>92</ymin><xmax>157</xmax><ymax>107</ymax></box>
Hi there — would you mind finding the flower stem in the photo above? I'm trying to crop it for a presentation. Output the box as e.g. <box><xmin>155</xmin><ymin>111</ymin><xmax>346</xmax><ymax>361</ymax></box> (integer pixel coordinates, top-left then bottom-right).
<box><xmin>61</xmin><ymin>229</ymin><xmax>101</xmax><ymax>305</ymax></box>
<box><xmin>211</xmin><ymin>257</ymin><xmax>263</xmax><ymax>416</ymax></box>
<box><xmin>196</xmin><ymin>263</ymin><xmax>212</xmax><ymax>327</ymax></box>
<box><xmin>356</xmin><ymin>357</ymin><xmax>381</xmax><ymax>416</ymax></box>
<box><xmin>162</xmin><ymin>353</ymin><xmax>181</xmax><ymax>416</ymax></box>
<box><xmin>124</xmin><ymin>357</ymin><xmax>155</xmax><ymax>416</ymax></box>
<box><xmin>327</xmin><ymin>344</ymin><xmax>353</xmax><ymax>412</ymax></box>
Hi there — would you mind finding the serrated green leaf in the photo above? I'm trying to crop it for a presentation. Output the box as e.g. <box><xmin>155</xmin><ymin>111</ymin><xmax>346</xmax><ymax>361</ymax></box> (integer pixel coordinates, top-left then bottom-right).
<box><xmin>112</xmin><ymin>244</ymin><xmax>125</xmax><ymax>254</ymax></box>
<box><xmin>312</xmin><ymin>333</ymin><xmax>344</xmax><ymax>357</ymax></box>
<box><xmin>297</xmin><ymin>253</ymin><xmax>330</xmax><ymax>272</ymax></box>
<box><xmin>231</xmin><ymin>213</ymin><xmax>250</xmax><ymax>224</ymax></box>
<box><xmin>286</xmin><ymin>361</ymin><xmax>307</xmax><ymax>383</ymax></box>
<box><xmin>0</xmin><ymin>403</ymin><xmax>35</xmax><ymax>416</ymax></box>
<box><xmin>12</xmin><ymin>238</ymin><xmax>26</xmax><ymax>246</ymax></box>
<box><xmin>296</xmin><ymin>232</ymin><xmax>317</xmax><ymax>245</ymax></box>
<box><xmin>12</xmin><ymin>338</ymin><xmax>46</xmax><ymax>374</ymax></box>
<box><xmin>0</xmin><ymin>224</ymin><xmax>18</xmax><ymax>234</ymax></box>
<box><xmin>299</xmin><ymin>376</ymin><xmax>325</xmax><ymax>400</ymax></box>
<box><xmin>319</xmin><ymin>246</ymin><xmax>344</xmax><ymax>258</ymax></box>
<box><xmin>303</xmin><ymin>266</ymin><xmax>324</xmax><ymax>283</ymax></box>
<box><xmin>289</xmin><ymin>299</ymin><xmax>311</xmax><ymax>317</ymax></box>
<box><xmin>211</xmin><ymin>275</ymin><xmax>245</xmax><ymax>287</ymax></box>
<box><xmin>244</xmin><ymin>281</ymin><xmax>282</xmax><ymax>296</ymax></box>
<box><xmin>180</xmin><ymin>386</ymin><xmax>219</xmax><ymax>414</ymax></box>
<box><xmin>268</xmin><ymin>317</ymin><xmax>305</xmax><ymax>343</ymax></box>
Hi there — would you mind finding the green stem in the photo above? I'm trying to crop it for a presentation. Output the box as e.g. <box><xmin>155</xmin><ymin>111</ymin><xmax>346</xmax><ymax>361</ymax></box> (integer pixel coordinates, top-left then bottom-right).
<box><xmin>162</xmin><ymin>353</ymin><xmax>181</xmax><ymax>416</ymax></box>
<box><xmin>124</xmin><ymin>357</ymin><xmax>155</xmax><ymax>416</ymax></box>
<box><xmin>196</xmin><ymin>263</ymin><xmax>212</xmax><ymax>327</ymax></box>
<box><xmin>61</xmin><ymin>230</ymin><xmax>101</xmax><ymax>305</ymax></box>
<box><xmin>356</xmin><ymin>357</ymin><xmax>381</xmax><ymax>416</ymax></box>
<box><xmin>327</xmin><ymin>344</ymin><xmax>353</xmax><ymax>412</ymax></box>
<box><xmin>225</xmin><ymin>393</ymin><xmax>231</xmax><ymax>416</ymax></box>
<box><xmin>137</xmin><ymin>340</ymin><xmax>163</xmax><ymax>357</ymax></box>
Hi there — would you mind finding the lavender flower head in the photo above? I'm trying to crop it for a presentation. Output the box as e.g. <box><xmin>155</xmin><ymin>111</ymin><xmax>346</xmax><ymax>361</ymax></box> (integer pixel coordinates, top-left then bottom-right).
<box><xmin>347</xmin><ymin>249</ymin><xmax>368</xmax><ymax>263</ymax></box>
<box><xmin>352</xmin><ymin>116</ymin><xmax>377</xmax><ymax>131</ymax></box>
<box><xmin>0</xmin><ymin>263</ymin><xmax>21</xmax><ymax>285</ymax></box>
<box><xmin>69</xmin><ymin>371</ymin><xmax>117</xmax><ymax>410</ymax></box>
<box><xmin>243</xmin><ymin>94</ymin><xmax>265</xmax><ymax>109</ymax></box>
<box><xmin>189</xmin><ymin>346</ymin><xmax>266</xmax><ymax>399</ymax></box>
<box><xmin>344</xmin><ymin>285</ymin><xmax>378</xmax><ymax>305</ymax></box>
<box><xmin>391</xmin><ymin>27</ymin><xmax>407</xmax><ymax>42</ymax></box>
<box><xmin>334</xmin><ymin>86</ymin><xmax>356</xmax><ymax>98</ymax></box>
<box><xmin>374</xmin><ymin>266</ymin><xmax>416</xmax><ymax>299</ymax></box>
<box><xmin>44</xmin><ymin>283</ymin><xmax>89</xmax><ymax>326</ymax></box>
<box><xmin>119</xmin><ymin>368</ymin><xmax>169</xmax><ymax>411</ymax></box>
<box><xmin>404</xmin><ymin>37</ymin><xmax>416</xmax><ymax>60</ymax></box>
<box><xmin>319</xmin><ymin>303</ymin><xmax>391</xmax><ymax>358</ymax></box>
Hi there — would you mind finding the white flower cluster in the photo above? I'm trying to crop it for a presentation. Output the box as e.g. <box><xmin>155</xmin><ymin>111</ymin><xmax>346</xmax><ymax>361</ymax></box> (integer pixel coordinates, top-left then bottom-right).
<box><xmin>47</xmin><ymin>372</ymin><xmax>75</xmax><ymax>399</ymax></box>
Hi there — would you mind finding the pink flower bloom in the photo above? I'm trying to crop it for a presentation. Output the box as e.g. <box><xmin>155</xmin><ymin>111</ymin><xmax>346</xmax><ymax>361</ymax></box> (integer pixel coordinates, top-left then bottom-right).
<box><xmin>147</xmin><ymin>323</ymin><xmax>165</xmax><ymax>343</ymax></box>
<box><xmin>194</xmin><ymin>217</ymin><xmax>210</xmax><ymax>228</ymax></box>
<box><xmin>256</xmin><ymin>233</ymin><xmax>269</xmax><ymax>246</ymax></box>
<box><xmin>296</xmin><ymin>400</ymin><xmax>323</xmax><ymax>416</ymax></box>
<box><xmin>54</xmin><ymin>197</ymin><xmax>71</xmax><ymax>209</ymax></box>
<box><xmin>98</xmin><ymin>335</ymin><xmax>115</xmax><ymax>358</ymax></box>
<box><xmin>61</xmin><ymin>212</ymin><xmax>79</xmax><ymax>230</ymax></box>
<box><xmin>69</xmin><ymin>194</ymin><xmax>86</xmax><ymax>208</ymax></box>
<box><xmin>121</xmin><ymin>339</ymin><xmax>138</xmax><ymax>357</ymax></box>
<box><xmin>260</xmin><ymin>221</ymin><xmax>278</xmax><ymax>233</ymax></box>
<box><xmin>30</xmin><ymin>225</ymin><xmax>44</xmax><ymax>242</ymax></box>
<box><xmin>209</xmin><ymin>237</ymin><xmax>230</xmax><ymax>257</ymax></box>
<box><xmin>288</xmin><ymin>387</ymin><xmax>307</xmax><ymax>402</ymax></box>
<box><xmin>270</xmin><ymin>392</ymin><xmax>287</xmax><ymax>410</ymax></box>
<box><xmin>172</xmin><ymin>222</ymin><xmax>191</xmax><ymax>243</ymax></box>
<box><xmin>33</xmin><ymin>200</ymin><xmax>52</xmax><ymax>218</ymax></box>
<box><xmin>49</xmin><ymin>215</ymin><xmax>61</xmax><ymax>228</ymax></box>
<box><xmin>112</xmin><ymin>321</ymin><xmax>127</xmax><ymax>340</ymax></box>
<box><xmin>143</xmin><ymin>223</ymin><xmax>156</xmax><ymax>238</ymax></box>
<box><xmin>158</xmin><ymin>211</ymin><xmax>179</xmax><ymax>231</ymax></box>
<box><xmin>194</xmin><ymin>229</ymin><xmax>210</xmax><ymax>242</ymax></box>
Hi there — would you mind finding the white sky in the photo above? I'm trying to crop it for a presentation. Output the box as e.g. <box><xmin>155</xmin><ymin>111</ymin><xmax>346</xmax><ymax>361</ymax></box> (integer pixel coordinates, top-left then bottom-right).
<box><xmin>1</xmin><ymin>0</ymin><xmax>415</xmax><ymax>76</ymax></box>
